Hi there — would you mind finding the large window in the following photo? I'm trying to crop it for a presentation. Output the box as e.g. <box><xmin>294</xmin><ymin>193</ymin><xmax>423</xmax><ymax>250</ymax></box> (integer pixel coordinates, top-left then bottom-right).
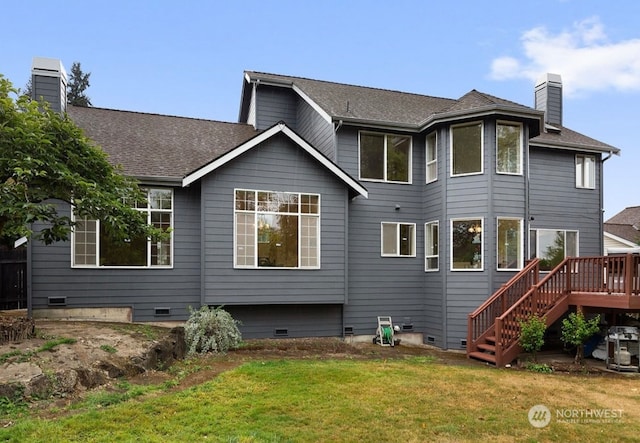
<box><xmin>381</xmin><ymin>223</ymin><xmax>415</xmax><ymax>257</ymax></box>
<box><xmin>72</xmin><ymin>188</ymin><xmax>173</xmax><ymax>267</ymax></box>
<box><xmin>451</xmin><ymin>218</ymin><xmax>483</xmax><ymax>270</ymax></box>
<box><xmin>497</xmin><ymin>122</ymin><xmax>522</xmax><ymax>174</ymax></box>
<box><xmin>576</xmin><ymin>155</ymin><xmax>595</xmax><ymax>189</ymax></box>
<box><xmin>529</xmin><ymin>229</ymin><xmax>578</xmax><ymax>271</ymax></box>
<box><xmin>359</xmin><ymin>132</ymin><xmax>411</xmax><ymax>183</ymax></box>
<box><xmin>425</xmin><ymin>221</ymin><xmax>439</xmax><ymax>271</ymax></box>
<box><xmin>235</xmin><ymin>190</ymin><xmax>320</xmax><ymax>268</ymax></box>
<box><xmin>497</xmin><ymin>218</ymin><xmax>523</xmax><ymax>270</ymax></box>
<box><xmin>426</xmin><ymin>132</ymin><xmax>437</xmax><ymax>183</ymax></box>
<box><xmin>451</xmin><ymin>122</ymin><xmax>482</xmax><ymax>176</ymax></box>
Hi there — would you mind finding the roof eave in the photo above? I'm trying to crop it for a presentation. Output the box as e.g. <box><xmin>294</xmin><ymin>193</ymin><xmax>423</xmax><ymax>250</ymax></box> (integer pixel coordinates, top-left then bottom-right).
<box><xmin>530</xmin><ymin>139</ymin><xmax>621</xmax><ymax>155</ymax></box>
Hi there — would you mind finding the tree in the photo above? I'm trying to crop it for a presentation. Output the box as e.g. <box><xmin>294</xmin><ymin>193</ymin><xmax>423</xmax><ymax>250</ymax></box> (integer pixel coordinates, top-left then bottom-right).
<box><xmin>519</xmin><ymin>315</ymin><xmax>547</xmax><ymax>363</ymax></box>
<box><xmin>67</xmin><ymin>62</ymin><xmax>91</xmax><ymax>107</ymax></box>
<box><xmin>560</xmin><ymin>312</ymin><xmax>601</xmax><ymax>364</ymax></box>
<box><xmin>0</xmin><ymin>75</ymin><xmax>161</xmax><ymax>245</ymax></box>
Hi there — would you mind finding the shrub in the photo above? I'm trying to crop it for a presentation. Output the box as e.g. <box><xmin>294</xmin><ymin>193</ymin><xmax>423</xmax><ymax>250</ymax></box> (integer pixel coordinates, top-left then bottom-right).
<box><xmin>560</xmin><ymin>312</ymin><xmax>600</xmax><ymax>364</ymax></box>
<box><xmin>518</xmin><ymin>315</ymin><xmax>547</xmax><ymax>362</ymax></box>
<box><xmin>184</xmin><ymin>306</ymin><xmax>242</xmax><ymax>356</ymax></box>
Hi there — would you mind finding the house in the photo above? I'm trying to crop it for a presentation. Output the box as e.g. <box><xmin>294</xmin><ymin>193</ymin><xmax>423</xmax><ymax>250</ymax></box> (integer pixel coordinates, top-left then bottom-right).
<box><xmin>604</xmin><ymin>206</ymin><xmax>640</xmax><ymax>254</ymax></box>
<box><xmin>26</xmin><ymin>57</ymin><xmax>621</xmax><ymax>351</ymax></box>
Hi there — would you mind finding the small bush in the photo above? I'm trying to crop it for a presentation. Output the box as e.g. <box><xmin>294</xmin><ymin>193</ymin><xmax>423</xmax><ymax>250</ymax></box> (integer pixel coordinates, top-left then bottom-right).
<box><xmin>184</xmin><ymin>306</ymin><xmax>242</xmax><ymax>356</ymax></box>
<box><xmin>519</xmin><ymin>315</ymin><xmax>547</xmax><ymax>362</ymax></box>
<box><xmin>523</xmin><ymin>362</ymin><xmax>552</xmax><ymax>373</ymax></box>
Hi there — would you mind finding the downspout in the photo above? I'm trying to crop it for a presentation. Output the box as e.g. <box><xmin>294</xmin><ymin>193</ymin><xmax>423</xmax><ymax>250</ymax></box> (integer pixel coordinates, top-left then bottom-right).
<box><xmin>600</xmin><ymin>150</ymin><xmax>614</xmax><ymax>255</ymax></box>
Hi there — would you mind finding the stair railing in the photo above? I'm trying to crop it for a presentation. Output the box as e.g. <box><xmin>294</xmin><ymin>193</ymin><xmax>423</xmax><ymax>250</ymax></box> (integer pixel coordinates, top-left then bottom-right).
<box><xmin>467</xmin><ymin>259</ymin><xmax>539</xmax><ymax>353</ymax></box>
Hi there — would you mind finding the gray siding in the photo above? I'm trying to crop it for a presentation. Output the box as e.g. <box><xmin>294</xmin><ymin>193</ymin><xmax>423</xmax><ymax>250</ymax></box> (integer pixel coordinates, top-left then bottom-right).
<box><xmin>200</xmin><ymin>133</ymin><xmax>349</xmax><ymax>306</ymax></box>
<box><xmin>225</xmin><ymin>304</ymin><xmax>342</xmax><ymax>338</ymax></box>
<box><xmin>529</xmin><ymin>147</ymin><xmax>602</xmax><ymax>256</ymax></box>
<box><xmin>336</xmin><ymin>127</ymin><xmax>428</xmax><ymax>336</ymax></box>
<box><xmin>30</xmin><ymin>186</ymin><xmax>202</xmax><ymax>321</ymax></box>
<box><xmin>255</xmin><ymin>85</ymin><xmax>298</xmax><ymax>130</ymax></box>
<box><xmin>297</xmin><ymin>98</ymin><xmax>336</xmax><ymax>160</ymax></box>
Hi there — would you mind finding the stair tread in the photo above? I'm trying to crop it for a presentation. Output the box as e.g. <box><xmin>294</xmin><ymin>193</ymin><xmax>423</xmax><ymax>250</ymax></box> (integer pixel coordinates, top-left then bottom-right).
<box><xmin>468</xmin><ymin>351</ymin><xmax>497</xmax><ymax>364</ymax></box>
<box><xmin>477</xmin><ymin>343</ymin><xmax>496</xmax><ymax>352</ymax></box>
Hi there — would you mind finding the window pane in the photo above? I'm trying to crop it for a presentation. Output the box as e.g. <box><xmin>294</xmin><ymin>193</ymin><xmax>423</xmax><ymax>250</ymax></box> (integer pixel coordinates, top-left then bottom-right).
<box><xmin>74</xmin><ymin>218</ymin><xmax>97</xmax><ymax>265</ymax></box>
<box><xmin>497</xmin><ymin>123</ymin><xmax>521</xmax><ymax>174</ymax></box>
<box><xmin>360</xmin><ymin>133</ymin><xmax>385</xmax><ymax>180</ymax></box>
<box><xmin>452</xmin><ymin>123</ymin><xmax>482</xmax><ymax>175</ymax></box>
<box><xmin>149</xmin><ymin>189</ymin><xmax>173</xmax><ymax>209</ymax></box>
<box><xmin>382</xmin><ymin>223</ymin><xmax>398</xmax><ymax>255</ymax></box>
<box><xmin>425</xmin><ymin>221</ymin><xmax>438</xmax><ymax>270</ymax></box>
<box><xmin>426</xmin><ymin>132</ymin><xmax>437</xmax><ymax>183</ymax></box>
<box><xmin>452</xmin><ymin>219</ymin><xmax>482</xmax><ymax>269</ymax></box>
<box><xmin>387</xmin><ymin>135</ymin><xmax>410</xmax><ymax>182</ymax></box>
<box><xmin>99</xmin><ymin>225</ymin><xmax>146</xmax><ymax>266</ymax></box>
<box><xmin>566</xmin><ymin>231</ymin><xmax>577</xmax><ymax>257</ymax></box>
<box><xmin>257</xmin><ymin>214</ymin><xmax>298</xmax><ymax>267</ymax></box>
<box><xmin>235</xmin><ymin>190</ymin><xmax>255</xmax><ymax>211</ymax></box>
<box><xmin>301</xmin><ymin>194</ymin><xmax>319</xmax><ymax>214</ymax></box>
<box><xmin>151</xmin><ymin>212</ymin><xmax>172</xmax><ymax>266</ymax></box>
<box><xmin>235</xmin><ymin>212</ymin><xmax>255</xmax><ymax>266</ymax></box>
<box><xmin>399</xmin><ymin>224</ymin><xmax>414</xmax><ymax>256</ymax></box>
<box><xmin>300</xmin><ymin>215</ymin><xmax>319</xmax><ymax>267</ymax></box>
<box><xmin>497</xmin><ymin>218</ymin><xmax>521</xmax><ymax>269</ymax></box>
<box><xmin>538</xmin><ymin>230</ymin><xmax>565</xmax><ymax>271</ymax></box>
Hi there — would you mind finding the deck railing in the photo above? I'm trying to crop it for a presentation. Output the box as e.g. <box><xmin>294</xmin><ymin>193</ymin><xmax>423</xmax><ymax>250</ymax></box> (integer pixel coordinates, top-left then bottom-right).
<box><xmin>468</xmin><ymin>253</ymin><xmax>640</xmax><ymax>366</ymax></box>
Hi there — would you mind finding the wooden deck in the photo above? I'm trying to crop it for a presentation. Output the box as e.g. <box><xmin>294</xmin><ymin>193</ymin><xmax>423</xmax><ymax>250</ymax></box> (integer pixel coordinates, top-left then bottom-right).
<box><xmin>467</xmin><ymin>254</ymin><xmax>640</xmax><ymax>367</ymax></box>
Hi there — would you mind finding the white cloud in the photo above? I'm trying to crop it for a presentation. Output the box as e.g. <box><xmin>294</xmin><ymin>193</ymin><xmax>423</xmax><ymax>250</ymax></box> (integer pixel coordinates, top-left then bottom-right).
<box><xmin>490</xmin><ymin>17</ymin><xmax>640</xmax><ymax>96</ymax></box>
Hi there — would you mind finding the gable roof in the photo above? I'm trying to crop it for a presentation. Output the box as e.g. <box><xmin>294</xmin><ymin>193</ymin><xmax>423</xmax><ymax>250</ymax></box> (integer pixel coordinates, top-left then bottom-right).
<box><xmin>67</xmin><ymin>106</ymin><xmax>259</xmax><ymax>182</ymax></box>
<box><xmin>182</xmin><ymin>122</ymin><xmax>368</xmax><ymax>199</ymax></box>
<box><xmin>242</xmin><ymin>71</ymin><xmax>619</xmax><ymax>154</ymax></box>
<box><xmin>604</xmin><ymin>206</ymin><xmax>640</xmax><ymax>244</ymax></box>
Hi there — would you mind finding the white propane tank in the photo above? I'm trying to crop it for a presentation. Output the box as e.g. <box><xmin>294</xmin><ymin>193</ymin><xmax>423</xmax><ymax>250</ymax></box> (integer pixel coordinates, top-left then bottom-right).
<box><xmin>615</xmin><ymin>347</ymin><xmax>632</xmax><ymax>366</ymax></box>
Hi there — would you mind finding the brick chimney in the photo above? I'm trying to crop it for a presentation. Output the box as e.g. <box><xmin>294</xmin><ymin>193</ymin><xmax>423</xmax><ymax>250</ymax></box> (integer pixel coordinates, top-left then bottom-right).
<box><xmin>534</xmin><ymin>73</ymin><xmax>562</xmax><ymax>128</ymax></box>
<box><xmin>31</xmin><ymin>57</ymin><xmax>67</xmax><ymax>113</ymax></box>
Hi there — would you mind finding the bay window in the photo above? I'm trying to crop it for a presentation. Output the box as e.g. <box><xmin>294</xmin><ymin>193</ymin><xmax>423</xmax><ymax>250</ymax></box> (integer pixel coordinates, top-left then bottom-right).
<box><xmin>451</xmin><ymin>122</ymin><xmax>482</xmax><ymax>176</ymax></box>
<box><xmin>497</xmin><ymin>122</ymin><xmax>522</xmax><ymax>174</ymax></box>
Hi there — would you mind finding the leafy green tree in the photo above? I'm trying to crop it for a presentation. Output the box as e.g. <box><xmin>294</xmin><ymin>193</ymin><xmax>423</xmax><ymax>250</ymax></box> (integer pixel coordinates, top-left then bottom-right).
<box><xmin>0</xmin><ymin>75</ymin><xmax>160</xmax><ymax>245</ymax></box>
<box><xmin>519</xmin><ymin>315</ymin><xmax>547</xmax><ymax>362</ymax></box>
<box><xmin>560</xmin><ymin>312</ymin><xmax>601</xmax><ymax>364</ymax></box>
<box><xmin>67</xmin><ymin>62</ymin><xmax>91</xmax><ymax>107</ymax></box>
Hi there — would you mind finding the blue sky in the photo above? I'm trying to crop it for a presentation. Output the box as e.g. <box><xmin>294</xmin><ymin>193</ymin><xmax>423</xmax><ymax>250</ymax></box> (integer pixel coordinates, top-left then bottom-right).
<box><xmin>3</xmin><ymin>0</ymin><xmax>639</xmax><ymax>218</ymax></box>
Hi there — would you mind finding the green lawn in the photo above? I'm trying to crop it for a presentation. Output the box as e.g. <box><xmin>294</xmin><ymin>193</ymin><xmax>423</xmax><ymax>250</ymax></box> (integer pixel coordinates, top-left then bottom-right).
<box><xmin>1</xmin><ymin>357</ymin><xmax>638</xmax><ymax>442</ymax></box>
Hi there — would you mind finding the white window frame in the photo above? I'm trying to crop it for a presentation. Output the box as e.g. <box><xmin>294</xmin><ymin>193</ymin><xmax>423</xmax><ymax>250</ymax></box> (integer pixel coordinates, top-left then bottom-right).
<box><xmin>450</xmin><ymin>218</ymin><xmax>483</xmax><ymax>271</ymax></box>
<box><xmin>381</xmin><ymin>222</ymin><xmax>416</xmax><ymax>257</ymax></box>
<box><xmin>496</xmin><ymin>217</ymin><xmax>523</xmax><ymax>271</ymax></box>
<box><xmin>425</xmin><ymin>220</ymin><xmax>439</xmax><ymax>271</ymax></box>
<box><xmin>576</xmin><ymin>154</ymin><xmax>595</xmax><ymax>189</ymax></box>
<box><xmin>426</xmin><ymin>131</ymin><xmax>437</xmax><ymax>183</ymax></box>
<box><xmin>450</xmin><ymin>121</ymin><xmax>483</xmax><ymax>177</ymax></box>
<box><xmin>71</xmin><ymin>188</ymin><xmax>174</xmax><ymax>269</ymax></box>
<box><xmin>496</xmin><ymin>121</ymin><xmax>523</xmax><ymax>175</ymax></box>
<box><xmin>358</xmin><ymin>131</ymin><xmax>412</xmax><ymax>184</ymax></box>
<box><xmin>233</xmin><ymin>189</ymin><xmax>321</xmax><ymax>269</ymax></box>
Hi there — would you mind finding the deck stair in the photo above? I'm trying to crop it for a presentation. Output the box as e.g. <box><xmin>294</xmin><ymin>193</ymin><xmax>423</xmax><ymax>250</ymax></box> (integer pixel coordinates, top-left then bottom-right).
<box><xmin>467</xmin><ymin>254</ymin><xmax>640</xmax><ymax>367</ymax></box>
